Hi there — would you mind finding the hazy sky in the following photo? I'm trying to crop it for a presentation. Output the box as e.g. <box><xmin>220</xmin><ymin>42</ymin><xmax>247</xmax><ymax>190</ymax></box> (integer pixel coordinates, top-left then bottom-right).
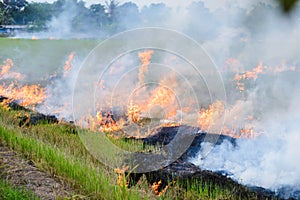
<box><xmin>29</xmin><ymin>0</ymin><xmax>194</xmax><ymax>8</ymax></box>
<box><xmin>28</xmin><ymin>0</ymin><xmax>271</xmax><ymax>11</ymax></box>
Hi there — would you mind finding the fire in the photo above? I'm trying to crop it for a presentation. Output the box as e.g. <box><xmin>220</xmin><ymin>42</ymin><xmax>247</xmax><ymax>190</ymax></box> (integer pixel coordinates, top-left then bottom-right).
<box><xmin>161</xmin><ymin>120</ymin><xmax>180</xmax><ymax>127</ymax></box>
<box><xmin>0</xmin><ymin>58</ymin><xmax>44</xmax><ymax>108</ymax></box>
<box><xmin>198</xmin><ymin>101</ymin><xmax>225</xmax><ymax>131</ymax></box>
<box><xmin>125</xmin><ymin>51</ymin><xmax>178</xmax><ymax>128</ymax></box>
<box><xmin>114</xmin><ymin>166</ymin><xmax>129</xmax><ymax>187</ymax></box>
<box><xmin>151</xmin><ymin>180</ymin><xmax>168</xmax><ymax>196</ymax></box>
<box><xmin>224</xmin><ymin>58</ymin><xmax>241</xmax><ymax>72</ymax></box>
<box><xmin>79</xmin><ymin>110</ymin><xmax>121</xmax><ymax>133</ymax></box>
<box><xmin>0</xmin><ymin>59</ymin><xmax>13</xmax><ymax>76</ymax></box>
<box><xmin>100</xmin><ymin>111</ymin><xmax>121</xmax><ymax>132</ymax></box>
<box><xmin>239</xmin><ymin>127</ymin><xmax>255</xmax><ymax>138</ymax></box>
<box><xmin>138</xmin><ymin>50</ymin><xmax>154</xmax><ymax>87</ymax></box>
<box><xmin>221</xmin><ymin>125</ymin><xmax>257</xmax><ymax>139</ymax></box>
<box><xmin>234</xmin><ymin>62</ymin><xmax>264</xmax><ymax>82</ymax></box>
<box><xmin>234</xmin><ymin>62</ymin><xmax>297</xmax><ymax>92</ymax></box>
<box><xmin>0</xmin><ymin>59</ymin><xmax>22</xmax><ymax>80</ymax></box>
<box><xmin>63</xmin><ymin>52</ymin><xmax>75</xmax><ymax>74</ymax></box>
<box><xmin>143</xmin><ymin>75</ymin><xmax>178</xmax><ymax>121</ymax></box>
<box><xmin>148</xmin><ymin>77</ymin><xmax>176</xmax><ymax>107</ymax></box>
<box><xmin>197</xmin><ymin>100</ymin><xmax>259</xmax><ymax>139</ymax></box>
<box><xmin>0</xmin><ymin>83</ymin><xmax>46</xmax><ymax>107</ymax></box>
<box><xmin>127</xmin><ymin>101</ymin><xmax>141</xmax><ymax>123</ymax></box>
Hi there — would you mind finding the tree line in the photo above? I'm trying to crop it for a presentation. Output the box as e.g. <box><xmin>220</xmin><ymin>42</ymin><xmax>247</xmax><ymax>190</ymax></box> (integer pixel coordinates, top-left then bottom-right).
<box><xmin>0</xmin><ymin>0</ymin><xmax>173</xmax><ymax>34</ymax></box>
<box><xmin>0</xmin><ymin>0</ymin><xmax>299</xmax><ymax>37</ymax></box>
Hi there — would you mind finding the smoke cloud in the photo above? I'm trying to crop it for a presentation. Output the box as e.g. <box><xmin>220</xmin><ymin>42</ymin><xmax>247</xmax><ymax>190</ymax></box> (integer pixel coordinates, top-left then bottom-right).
<box><xmin>188</xmin><ymin>2</ymin><xmax>300</xmax><ymax>198</ymax></box>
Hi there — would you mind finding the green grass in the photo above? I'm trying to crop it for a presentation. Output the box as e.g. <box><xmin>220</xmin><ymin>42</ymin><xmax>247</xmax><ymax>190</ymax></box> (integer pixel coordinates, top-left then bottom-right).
<box><xmin>0</xmin><ymin>179</ymin><xmax>40</xmax><ymax>200</ymax></box>
<box><xmin>0</xmin><ymin>108</ymin><xmax>146</xmax><ymax>199</ymax></box>
<box><xmin>0</xmin><ymin>38</ymin><xmax>99</xmax><ymax>84</ymax></box>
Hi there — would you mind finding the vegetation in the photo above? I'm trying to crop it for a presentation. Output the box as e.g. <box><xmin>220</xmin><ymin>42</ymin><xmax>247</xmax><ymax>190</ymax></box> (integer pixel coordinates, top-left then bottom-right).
<box><xmin>0</xmin><ymin>107</ymin><xmax>146</xmax><ymax>199</ymax></box>
<box><xmin>0</xmin><ymin>0</ymin><xmax>170</xmax><ymax>34</ymax></box>
<box><xmin>0</xmin><ymin>38</ymin><xmax>100</xmax><ymax>84</ymax></box>
<box><xmin>0</xmin><ymin>179</ymin><xmax>40</xmax><ymax>200</ymax></box>
<box><xmin>0</xmin><ymin>0</ymin><xmax>298</xmax><ymax>36</ymax></box>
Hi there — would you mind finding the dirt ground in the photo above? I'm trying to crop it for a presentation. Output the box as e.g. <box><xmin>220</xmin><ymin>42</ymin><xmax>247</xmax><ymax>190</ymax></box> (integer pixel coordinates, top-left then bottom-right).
<box><xmin>0</xmin><ymin>145</ymin><xmax>74</xmax><ymax>200</ymax></box>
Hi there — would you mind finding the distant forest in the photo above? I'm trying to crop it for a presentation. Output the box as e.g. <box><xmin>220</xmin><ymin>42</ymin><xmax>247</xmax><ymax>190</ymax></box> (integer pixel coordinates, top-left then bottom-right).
<box><xmin>0</xmin><ymin>0</ymin><xmax>299</xmax><ymax>37</ymax></box>
<box><xmin>0</xmin><ymin>0</ymin><xmax>173</xmax><ymax>33</ymax></box>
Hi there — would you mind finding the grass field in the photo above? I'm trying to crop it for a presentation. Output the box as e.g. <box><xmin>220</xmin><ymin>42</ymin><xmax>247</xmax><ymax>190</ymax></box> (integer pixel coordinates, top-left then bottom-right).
<box><xmin>0</xmin><ymin>38</ymin><xmax>259</xmax><ymax>199</ymax></box>
<box><xmin>0</xmin><ymin>38</ymin><xmax>99</xmax><ymax>84</ymax></box>
<box><xmin>0</xmin><ymin>179</ymin><xmax>40</xmax><ymax>200</ymax></box>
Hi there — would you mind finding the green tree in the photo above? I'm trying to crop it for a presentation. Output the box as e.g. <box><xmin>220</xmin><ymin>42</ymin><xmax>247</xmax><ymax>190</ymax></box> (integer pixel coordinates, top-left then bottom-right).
<box><xmin>185</xmin><ymin>2</ymin><xmax>220</xmax><ymax>41</ymax></box>
<box><xmin>71</xmin><ymin>1</ymin><xmax>91</xmax><ymax>32</ymax></box>
<box><xmin>22</xmin><ymin>2</ymin><xmax>54</xmax><ymax>29</ymax></box>
<box><xmin>0</xmin><ymin>0</ymin><xmax>28</xmax><ymax>24</ymax></box>
<box><xmin>116</xmin><ymin>2</ymin><xmax>141</xmax><ymax>30</ymax></box>
<box><xmin>89</xmin><ymin>3</ymin><xmax>107</xmax><ymax>29</ymax></box>
<box><xmin>104</xmin><ymin>0</ymin><xmax>119</xmax><ymax>33</ymax></box>
<box><xmin>105</xmin><ymin>0</ymin><xmax>119</xmax><ymax>23</ymax></box>
<box><xmin>141</xmin><ymin>3</ymin><xmax>171</xmax><ymax>27</ymax></box>
<box><xmin>0</xmin><ymin>6</ymin><xmax>7</xmax><ymax>24</ymax></box>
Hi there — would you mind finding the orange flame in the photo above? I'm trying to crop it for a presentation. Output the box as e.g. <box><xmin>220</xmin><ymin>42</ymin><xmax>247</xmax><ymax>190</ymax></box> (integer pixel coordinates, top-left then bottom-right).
<box><xmin>114</xmin><ymin>166</ymin><xmax>129</xmax><ymax>187</ymax></box>
<box><xmin>234</xmin><ymin>62</ymin><xmax>264</xmax><ymax>82</ymax></box>
<box><xmin>145</xmin><ymin>75</ymin><xmax>178</xmax><ymax>120</ymax></box>
<box><xmin>0</xmin><ymin>59</ymin><xmax>13</xmax><ymax>76</ymax></box>
<box><xmin>0</xmin><ymin>59</ymin><xmax>22</xmax><ymax>80</ymax></box>
<box><xmin>234</xmin><ymin>62</ymin><xmax>297</xmax><ymax>92</ymax></box>
<box><xmin>0</xmin><ymin>58</ymin><xmax>44</xmax><ymax>108</ymax></box>
<box><xmin>127</xmin><ymin>101</ymin><xmax>141</xmax><ymax>123</ymax></box>
<box><xmin>63</xmin><ymin>52</ymin><xmax>75</xmax><ymax>73</ymax></box>
<box><xmin>138</xmin><ymin>50</ymin><xmax>154</xmax><ymax>87</ymax></box>
<box><xmin>79</xmin><ymin>110</ymin><xmax>121</xmax><ymax>133</ymax></box>
<box><xmin>197</xmin><ymin>100</ymin><xmax>259</xmax><ymax>139</ymax></box>
<box><xmin>198</xmin><ymin>101</ymin><xmax>225</xmax><ymax>131</ymax></box>
<box><xmin>0</xmin><ymin>83</ymin><xmax>46</xmax><ymax>107</ymax></box>
<box><xmin>151</xmin><ymin>180</ymin><xmax>168</xmax><ymax>196</ymax></box>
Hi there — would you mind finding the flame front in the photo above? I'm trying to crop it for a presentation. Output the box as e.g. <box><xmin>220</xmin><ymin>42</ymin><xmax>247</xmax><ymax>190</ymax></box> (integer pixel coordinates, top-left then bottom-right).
<box><xmin>127</xmin><ymin>101</ymin><xmax>141</xmax><ymax>123</ymax></box>
<box><xmin>234</xmin><ymin>62</ymin><xmax>296</xmax><ymax>92</ymax></box>
<box><xmin>198</xmin><ymin>100</ymin><xmax>224</xmax><ymax>131</ymax></box>
<box><xmin>0</xmin><ymin>59</ymin><xmax>13</xmax><ymax>76</ymax></box>
<box><xmin>1</xmin><ymin>49</ymin><xmax>297</xmax><ymax>140</ymax></box>
<box><xmin>0</xmin><ymin>59</ymin><xmax>45</xmax><ymax>108</ymax></box>
<box><xmin>63</xmin><ymin>52</ymin><xmax>76</xmax><ymax>77</ymax></box>
<box><xmin>64</xmin><ymin>52</ymin><xmax>75</xmax><ymax>72</ymax></box>
<box><xmin>0</xmin><ymin>83</ymin><xmax>46</xmax><ymax>107</ymax></box>
<box><xmin>138</xmin><ymin>50</ymin><xmax>154</xmax><ymax>88</ymax></box>
<box><xmin>0</xmin><ymin>59</ymin><xmax>22</xmax><ymax>80</ymax></box>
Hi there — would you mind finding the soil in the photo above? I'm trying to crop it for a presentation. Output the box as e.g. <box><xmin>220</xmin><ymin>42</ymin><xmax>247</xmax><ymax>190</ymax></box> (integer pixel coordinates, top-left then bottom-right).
<box><xmin>0</xmin><ymin>145</ymin><xmax>73</xmax><ymax>200</ymax></box>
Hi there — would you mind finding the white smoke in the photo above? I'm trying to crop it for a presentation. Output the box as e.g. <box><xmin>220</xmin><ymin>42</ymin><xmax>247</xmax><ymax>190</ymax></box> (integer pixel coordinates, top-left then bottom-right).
<box><xmin>36</xmin><ymin>53</ymin><xmax>81</xmax><ymax>120</ymax></box>
<box><xmin>47</xmin><ymin>2</ymin><xmax>78</xmax><ymax>38</ymax></box>
<box><xmin>189</xmin><ymin>9</ymin><xmax>300</xmax><ymax>199</ymax></box>
<box><xmin>190</xmin><ymin>121</ymin><xmax>300</xmax><ymax>197</ymax></box>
